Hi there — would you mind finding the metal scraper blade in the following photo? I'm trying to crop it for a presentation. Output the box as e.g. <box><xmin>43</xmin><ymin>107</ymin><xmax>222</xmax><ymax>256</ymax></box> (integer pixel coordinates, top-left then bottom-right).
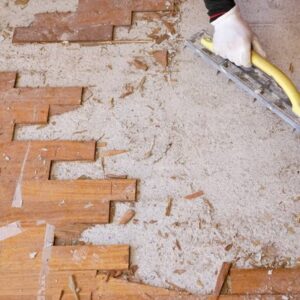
<box><xmin>185</xmin><ymin>32</ymin><xmax>300</xmax><ymax>132</ymax></box>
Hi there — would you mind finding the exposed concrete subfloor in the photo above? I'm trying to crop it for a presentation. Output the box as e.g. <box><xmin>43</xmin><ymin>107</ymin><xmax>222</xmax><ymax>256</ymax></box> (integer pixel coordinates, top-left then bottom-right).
<box><xmin>0</xmin><ymin>0</ymin><xmax>299</xmax><ymax>294</ymax></box>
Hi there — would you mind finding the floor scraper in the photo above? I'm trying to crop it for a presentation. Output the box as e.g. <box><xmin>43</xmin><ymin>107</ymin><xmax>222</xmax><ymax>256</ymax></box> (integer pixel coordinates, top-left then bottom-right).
<box><xmin>186</xmin><ymin>31</ymin><xmax>300</xmax><ymax>132</ymax></box>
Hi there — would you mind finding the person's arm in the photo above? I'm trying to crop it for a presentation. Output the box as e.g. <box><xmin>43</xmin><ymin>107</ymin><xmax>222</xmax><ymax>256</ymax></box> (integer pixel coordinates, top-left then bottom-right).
<box><xmin>203</xmin><ymin>0</ymin><xmax>265</xmax><ymax>68</ymax></box>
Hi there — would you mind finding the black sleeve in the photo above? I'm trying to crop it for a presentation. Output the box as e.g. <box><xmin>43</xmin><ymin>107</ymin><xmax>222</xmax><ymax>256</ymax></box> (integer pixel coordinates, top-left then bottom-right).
<box><xmin>204</xmin><ymin>0</ymin><xmax>236</xmax><ymax>22</ymax></box>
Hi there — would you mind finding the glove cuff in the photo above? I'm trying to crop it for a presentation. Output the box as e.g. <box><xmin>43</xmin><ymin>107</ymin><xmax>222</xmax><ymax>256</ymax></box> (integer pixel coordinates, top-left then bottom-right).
<box><xmin>204</xmin><ymin>0</ymin><xmax>236</xmax><ymax>23</ymax></box>
<box><xmin>211</xmin><ymin>6</ymin><xmax>240</xmax><ymax>26</ymax></box>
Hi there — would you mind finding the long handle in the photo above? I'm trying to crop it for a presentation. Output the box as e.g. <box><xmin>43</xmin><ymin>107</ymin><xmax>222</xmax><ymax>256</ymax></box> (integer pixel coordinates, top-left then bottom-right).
<box><xmin>200</xmin><ymin>37</ymin><xmax>300</xmax><ymax>117</ymax></box>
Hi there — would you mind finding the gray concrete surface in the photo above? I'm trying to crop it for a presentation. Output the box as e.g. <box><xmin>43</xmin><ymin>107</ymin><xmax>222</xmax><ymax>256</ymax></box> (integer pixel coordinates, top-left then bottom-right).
<box><xmin>0</xmin><ymin>0</ymin><xmax>299</xmax><ymax>294</ymax></box>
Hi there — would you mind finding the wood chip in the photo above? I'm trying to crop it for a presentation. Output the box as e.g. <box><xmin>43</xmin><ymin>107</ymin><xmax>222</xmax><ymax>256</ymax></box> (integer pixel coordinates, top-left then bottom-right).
<box><xmin>163</xmin><ymin>21</ymin><xmax>176</xmax><ymax>35</ymax></box>
<box><xmin>165</xmin><ymin>197</ymin><xmax>173</xmax><ymax>216</ymax></box>
<box><xmin>148</xmin><ymin>33</ymin><xmax>169</xmax><ymax>44</ymax></box>
<box><xmin>15</xmin><ymin>0</ymin><xmax>30</xmax><ymax>5</ymax></box>
<box><xmin>174</xmin><ymin>269</ymin><xmax>186</xmax><ymax>275</ymax></box>
<box><xmin>137</xmin><ymin>76</ymin><xmax>147</xmax><ymax>92</ymax></box>
<box><xmin>289</xmin><ymin>63</ymin><xmax>294</xmax><ymax>73</ymax></box>
<box><xmin>119</xmin><ymin>209</ymin><xmax>135</xmax><ymax>225</ymax></box>
<box><xmin>120</xmin><ymin>84</ymin><xmax>135</xmax><ymax>98</ymax></box>
<box><xmin>184</xmin><ymin>191</ymin><xmax>204</xmax><ymax>200</ymax></box>
<box><xmin>152</xmin><ymin>50</ymin><xmax>168</xmax><ymax>68</ymax></box>
<box><xmin>99</xmin><ymin>149</ymin><xmax>128</xmax><ymax>157</ymax></box>
<box><xmin>132</xmin><ymin>59</ymin><xmax>148</xmax><ymax>71</ymax></box>
<box><xmin>175</xmin><ymin>239</ymin><xmax>182</xmax><ymax>251</ymax></box>
<box><xmin>225</xmin><ymin>243</ymin><xmax>233</xmax><ymax>251</ymax></box>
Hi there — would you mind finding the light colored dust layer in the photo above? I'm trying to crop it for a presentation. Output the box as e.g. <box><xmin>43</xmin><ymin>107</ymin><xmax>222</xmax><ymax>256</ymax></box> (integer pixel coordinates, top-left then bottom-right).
<box><xmin>0</xmin><ymin>0</ymin><xmax>299</xmax><ymax>294</ymax></box>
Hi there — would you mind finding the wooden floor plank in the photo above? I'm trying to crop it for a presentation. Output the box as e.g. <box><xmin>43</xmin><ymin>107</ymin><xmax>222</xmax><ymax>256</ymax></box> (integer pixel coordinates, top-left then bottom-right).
<box><xmin>78</xmin><ymin>0</ymin><xmax>174</xmax><ymax>13</ymax></box>
<box><xmin>96</xmin><ymin>274</ymin><xmax>202</xmax><ymax>299</ymax></box>
<box><xmin>0</xmin><ymin>225</ymin><xmax>54</xmax><ymax>272</ymax></box>
<box><xmin>13</xmin><ymin>23</ymin><xmax>113</xmax><ymax>43</ymax></box>
<box><xmin>49</xmin><ymin>245</ymin><xmax>130</xmax><ymax>271</ymax></box>
<box><xmin>0</xmin><ymin>179</ymin><xmax>136</xmax><ymax>227</ymax></box>
<box><xmin>0</xmin><ymin>87</ymin><xmax>83</xmax><ymax>105</ymax></box>
<box><xmin>230</xmin><ymin>268</ymin><xmax>300</xmax><ymax>294</ymax></box>
<box><xmin>0</xmin><ymin>103</ymin><xmax>49</xmax><ymax>142</ymax></box>
<box><xmin>21</xmin><ymin>179</ymin><xmax>137</xmax><ymax>201</ymax></box>
<box><xmin>0</xmin><ymin>141</ymin><xmax>96</xmax><ymax>211</ymax></box>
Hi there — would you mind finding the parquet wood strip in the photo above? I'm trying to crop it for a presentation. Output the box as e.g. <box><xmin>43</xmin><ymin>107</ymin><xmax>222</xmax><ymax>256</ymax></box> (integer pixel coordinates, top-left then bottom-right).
<box><xmin>0</xmin><ymin>87</ymin><xmax>83</xmax><ymax>105</ymax></box>
<box><xmin>0</xmin><ymin>271</ymin><xmax>96</xmax><ymax>298</ymax></box>
<box><xmin>0</xmin><ymin>225</ymin><xmax>53</xmax><ymax>272</ymax></box>
<box><xmin>13</xmin><ymin>23</ymin><xmax>113</xmax><ymax>43</ymax></box>
<box><xmin>230</xmin><ymin>268</ymin><xmax>300</xmax><ymax>294</ymax></box>
<box><xmin>0</xmin><ymin>103</ymin><xmax>49</xmax><ymax>142</ymax></box>
<box><xmin>49</xmin><ymin>245</ymin><xmax>130</xmax><ymax>271</ymax></box>
<box><xmin>96</xmin><ymin>275</ymin><xmax>202</xmax><ymax>300</ymax></box>
<box><xmin>77</xmin><ymin>0</ymin><xmax>174</xmax><ymax>12</ymax></box>
<box><xmin>0</xmin><ymin>141</ymin><xmax>96</xmax><ymax>210</ymax></box>
<box><xmin>22</xmin><ymin>179</ymin><xmax>137</xmax><ymax>202</ymax></box>
<box><xmin>0</xmin><ymin>179</ymin><xmax>136</xmax><ymax>227</ymax></box>
<box><xmin>0</xmin><ymin>72</ymin><xmax>17</xmax><ymax>90</ymax></box>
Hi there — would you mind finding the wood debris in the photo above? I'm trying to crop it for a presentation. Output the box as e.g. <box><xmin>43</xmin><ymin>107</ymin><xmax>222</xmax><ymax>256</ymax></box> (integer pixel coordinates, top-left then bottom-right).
<box><xmin>119</xmin><ymin>209</ymin><xmax>136</xmax><ymax>225</ymax></box>
<box><xmin>99</xmin><ymin>149</ymin><xmax>128</xmax><ymax>157</ymax></box>
<box><xmin>15</xmin><ymin>0</ymin><xmax>30</xmax><ymax>6</ymax></box>
<box><xmin>120</xmin><ymin>83</ymin><xmax>135</xmax><ymax>98</ymax></box>
<box><xmin>289</xmin><ymin>63</ymin><xmax>294</xmax><ymax>73</ymax></box>
<box><xmin>137</xmin><ymin>76</ymin><xmax>147</xmax><ymax>92</ymax></box>
<box><xmin>184</xmin><ymin>190</ymin><xmax>204</xmax><ymax>200</ymax></box>
<box><xmin>151</xmin><ymin>50</ymin><xmax>168</xmax><ymax>68</ymax></box>
<box><xmin>224</xmin><ymin>243</ymin><xmax>233</xmax><ymax>251</ymax></box>
<box><xmin>175</xmin><ymin>239</ymin><xmax>182</xmax><ymax>251</ymax></box>
<box><xmin>165</xmin><ymin>197</ymin><xmax>173</xmax><ymax>216</ymax></box>
<box><xmin>131</xmin><ymin>59</ymin><xmax>148</xmax><ymax>71</ymax></box>
<box><xmin>212</xmin><ymin>262</ymin><xmax>232</xmax><ymax>299</ymax></box>
<box><xmin>163</xmin><ymin>21</ymin><xmax>176</xmax><ymax>35</ymax></box>
<box><xmin>148</xmin><ymin>33</ymin><xmax>169</xmax><ymax>44</ymax></box>
<box><xmin>174</xmin><ymin>269</ymin><xmax>186</xmax><ymax>275</ymax></box>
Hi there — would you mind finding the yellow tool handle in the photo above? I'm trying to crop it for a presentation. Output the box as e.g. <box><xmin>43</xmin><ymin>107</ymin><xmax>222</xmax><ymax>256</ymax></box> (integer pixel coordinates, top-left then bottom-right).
<box><xmin>200</xmin><ymin>37</ymin><xmax>300</xmax><ymax>117</ymax></box>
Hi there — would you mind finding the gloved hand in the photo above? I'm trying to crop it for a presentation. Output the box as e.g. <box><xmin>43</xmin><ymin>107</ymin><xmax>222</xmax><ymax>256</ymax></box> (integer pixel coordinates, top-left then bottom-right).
<box><xmin>212</xmin><ymin>6</ymin><xmax>266</xmax><ymax>68</ymax></box>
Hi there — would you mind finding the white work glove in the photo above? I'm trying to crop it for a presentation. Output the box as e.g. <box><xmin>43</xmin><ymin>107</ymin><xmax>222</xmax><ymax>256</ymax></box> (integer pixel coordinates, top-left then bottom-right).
<box><xmin>212</xmin><ymin>6</ymin><xmax>266</xmax><ymax>68</ymax></box>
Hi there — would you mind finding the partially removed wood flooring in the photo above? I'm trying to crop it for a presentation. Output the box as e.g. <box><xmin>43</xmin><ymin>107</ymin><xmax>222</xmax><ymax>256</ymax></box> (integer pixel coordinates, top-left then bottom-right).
<box><xmin>13</xmin><ymin>0</ymin><xmax>175</xmax><ymax>43</ymax></box>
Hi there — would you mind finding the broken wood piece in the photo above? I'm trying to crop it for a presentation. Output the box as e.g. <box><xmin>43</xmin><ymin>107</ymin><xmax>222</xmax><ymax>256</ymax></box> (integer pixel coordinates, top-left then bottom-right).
<box><xmin>99</xmin><ymin>149</ymin><xmax>129</xmax><ymax>157</ymax></box>
<box><xmin>163</xmin><ymin>20</ymin><xmax>176</xmax><ymax>35</ymax></box>
<box><xmin>49</xmin><ymin>245</ymin><xmax>130</xmax><ymax>271</ymax></box>
<box><xmin>120</xmin><ymin>84</ymin><xmax>135</xmax><ymax>99</ymax></box>
<box><xmin>165</xmin><ymin>196</ymin><xmax>173</xmax><ymax>216</ymax></box>
<box><xmin>152</xmin><ymin>50</ymin><xmax>168</xmax><ymax>68</ymax></box>
<box><xmin>131</xmin><ymin>58</ymin><xmax>148</xmax><ymax>71</ymax></box>
<box><xmin>119</xmin><ymin>209</ymin><xmax>135</xmax><ymax>225</ymax></box>
<box><xmin>184</xmin><ymin>191</ymin><xmax>205</xmax><ymax>200</ymax></box>
<box><xmin>230</xmin><ymin>268</ymin><xmax>300</xmax><ymax>294</ymax></box>
<box><xmin>96</xmin><ymin>274</ymin><xmax>200</xmax><ymax>299</ymax></box>
<box><xmin>212</xmin><ymin>262</ymin><xmax>232</xmax><ymax>299</ymax></box>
